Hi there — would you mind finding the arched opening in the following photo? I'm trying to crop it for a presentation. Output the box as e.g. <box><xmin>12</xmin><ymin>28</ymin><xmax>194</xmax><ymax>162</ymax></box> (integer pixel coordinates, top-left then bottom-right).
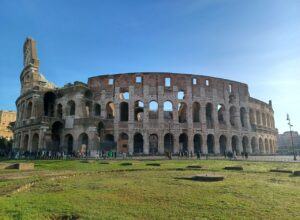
<box><xmin>134</xmin><ymin>133</ymin><xmax>143</xmax><ymax>153</ymax></box>
<box><xmin>67</xmin><ymin>100</ymin><xmax>76</xmax><ymax>116</ymax></box>
<box><xmin>97</xmin><ymin>121</ymin><xmax>105</xmax><ymax>139</ymax></box>
<box><xmin>51</xmin><ymin>121</ymin><xmax>63</xmax><ymax>152</ymax></box>
<box><xmin>179</xmin><ymin>133</ymin><xmax>188</xmax><ymax>152</ymax></box>
<box><xmin>101</xmin><ymin>134</ymin><xmax>116</xmax><ymax>152</ymax></box>
<box><xmin>219</xmin><ymin>135</ymin><xmax>227</xmax><ymax>155</ymax></box>
<box><xmin>206</xmin><ymin>103</ymin><xmax>214</xmax><ymax>129</ymax></box>
<box><xmin>242</xmin><ymin>136</ymin><xmax>249</xmax><ymax>153</ymax></box>
<box><xmin>218</xmin><ymin>104</ymin><xmax>225</xmax><ymax>124</ymax></box>
<box><xmin>85</xmin><ymin>101</ymin><xmax>92</xmax><ymax>117</ymax></box>
<box><xmin>119</xmin><ymin>90</ymin><xmax>129</xmax><ymax>100</ymax></box>
<box><xmin>164</xmin><ymin>133</ymin><xmax>173</xmax><ymax>153</ymax></box>
<box><xmin>251</xmin><ymin>137</ymin><xmax>258</xmax><ymax>154</ymax></box>
<box><xmin>27</xmin><ymin>102</ymin><xmax>32</xmax><ymax>119</ymax></box>
<box><xmin>134</xmin><ymin>100</ymin><xmax>144</xmax><ymax>121</ymax></box>
<box><xmin>232</xmin><ymin>136</ymin><xmax>239</xmax><ymax>153</ymax></box>
<box><xmin>118</xmin><ymin>133</ymin><xmax>128</xmax><ymax>153</ymax></box>
<box><xmin>240</xmin><ymin>107</ymin><xmax>247</xmax><ymax>128</ymax></box>
<box><xmin>106</xmin><ymin>102</ymin><xmax>115</xmax><ymax>119</ymax></box>
<box><xmin>178</xmin><ymin>102</ymin><xmax>187</xmax><ymax>123</ymax></box>
<box><xmin>120</xmin><ymin>102</ymin><xmax>129</xmax><ymax>121</ymax></box>
<box><xmin>84</xmin><ymin>90</ymin><xmax>93</xmax><ymax>100</ymax></box>
<box><xmin>64</xmin><ymin>134</ymin><xmax>73</xmax><ymax>155</ymax></box>
<box><xmin>249</xmin><ymin>109</ymin><xmax>255</xmax><ymax>126</ymax></box>
<box><xmin>163</xmin><ymin>101</ymin><xmax>173</xmax><ymax>120</ymax></box>
<box><xmin>56</xmin><ymin>104</ymin><xmax>63</xmax><ymax>118</ymax></box>
<box><xmin>259</xmin><ymin>138</ymin><xmax>264</xmax><ymax>153</ymax></box>
<box><xmin>94</xmin><ymin>104</ymin><xmax>101</xmax><ymax>116</ymax></box>
<box><xmin>193</xmin><ymin>134</ymin><xmax>202</xmax><ymax>153</ymax></box>
<box><xmin>44</xmin><ymin>92</ymin><xmax>56</xmax><ymax>117</ymax></box>
<box><xmin>265</xmin><ymin>138</ymin><xmax>269</xmax><ymax>154</ymax></box>
<box><xmin>32</xmin><ymin>133</ymin><xmax>39</xmax><ymax>152</ymax></box>
<box><xmin>149</xmin><ymin>134</ymin><xmax>158</xmax><ymax>154</ymax></box>
<box><xmin>230</xmin><ymin>106</ymin><xmax>237</xmax><ymax>127</ymax></box>
<box><xmin>177</xmin><ymin>90</ymin><xmax>185</xmax><ymax>99</ymax></box>
<box><xmin>192</xmin><ymin>102</ymin><xmax>200</xmax><ymax>123</ymax></box>
<box><xmin>149</xmin><ymin>101</ymin><xmax>158</xmax><ymax>119</ymax></box>
<box><xmin>78</xmin><ymin>133</ymin><xmax>89</xmax><ymax>155</ymax></box>
<box><xmin>207</xmin><ymin>134</ymin><xmax>214</xmax><ymax>154</ymax></box>
<box><xmin>23</xmin><ymin>134</ymin><xmax>29</xmax><ymax>151</ymax></box>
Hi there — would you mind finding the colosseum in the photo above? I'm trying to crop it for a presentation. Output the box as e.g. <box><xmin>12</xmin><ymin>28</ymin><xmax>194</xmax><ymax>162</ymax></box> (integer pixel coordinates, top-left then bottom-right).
<box><xmin>13</xmin><ymin>38</ymin><xmax>278</xmax><ymax>157</ymax></box>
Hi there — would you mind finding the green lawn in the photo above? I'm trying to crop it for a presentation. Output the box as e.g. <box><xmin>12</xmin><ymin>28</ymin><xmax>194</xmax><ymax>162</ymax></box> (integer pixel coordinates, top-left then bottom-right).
<box><xmin>0</xmin><ymin>159</ymin><xmax>300</xmax><ymax>220</ymax></box>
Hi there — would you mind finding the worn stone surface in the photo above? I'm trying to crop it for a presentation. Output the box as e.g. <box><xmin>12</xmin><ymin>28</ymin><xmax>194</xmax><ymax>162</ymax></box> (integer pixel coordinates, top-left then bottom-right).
<box><xmin>0</xmin><ymin>163</ymin><xmax>34</xmax><ymax>170</ymax></box>
<box><xmin>13</xmin><ymin>38</ymin><xmax>278</xmax><ymax>156</ymax></box>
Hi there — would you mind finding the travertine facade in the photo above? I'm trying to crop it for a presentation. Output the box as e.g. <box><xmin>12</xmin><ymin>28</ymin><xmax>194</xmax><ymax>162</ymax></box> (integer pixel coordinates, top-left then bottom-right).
<box><xmin>0</xmin><ymin>110</ymin><xmax>16</xmax><ymax>139</ymax></box>
<box><xmin>13</xmin><ymin>38</ymin><xmax>278</xmax><ymax>156</ymax></box>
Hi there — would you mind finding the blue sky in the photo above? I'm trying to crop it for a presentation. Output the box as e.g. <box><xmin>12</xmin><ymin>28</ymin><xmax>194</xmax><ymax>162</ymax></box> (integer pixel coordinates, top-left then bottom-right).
<box><xmin>0</xmin><ymin>0</ymin><xmax>299</xmax><ymax>133</ymax></box>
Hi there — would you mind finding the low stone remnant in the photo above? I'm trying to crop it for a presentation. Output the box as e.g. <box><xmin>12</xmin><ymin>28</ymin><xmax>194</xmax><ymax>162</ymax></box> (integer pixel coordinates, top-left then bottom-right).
<box><xmin>80</xmin><ymin>160</ymin><xmax>95</xmax><ymax>163</ymax></box>
<box><xmin>191</xmin><ymin>174</ymin><xmax>224</xmax><ymax>182</ymax></box>
<box><xmin>270</xmin><ymin>169</ymin><xmax>293</xmax><ymax>174</ymax></box>
<box><xmin>146</xmin><ymin>163</ymin><xmax>161</xmax><ymax>166</ymax></box>
<box><xmin>186</xmin><ymin>165</ymin><xmax>202</xmax><ymax>169</ymax></box>
<box><xmin>224</xmin><ymin>166</ymin><xmax>243</xmax><ymax>171</ymax></box>
<box><xmin>120</xmin><ymin>162</ymin><xmax>133</xmax><ymax>166</ymax></box>
<box><xmin>177</xmin><ymin>174</ymin><xmax>224</xmax><ymax>182</ymax></box>
<box><xmin>0</xmin><ymin>163</ymin><xmax>34</xmax><ymax>170</ymax></box>
<box><xmin>293</xmin><ymin>171</ymin><xmax>300</xmax><ymax>176</ymax></box>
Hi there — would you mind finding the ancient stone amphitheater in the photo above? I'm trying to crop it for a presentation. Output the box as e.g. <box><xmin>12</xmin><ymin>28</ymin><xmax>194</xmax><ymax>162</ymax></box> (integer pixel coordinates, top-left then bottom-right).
<box><xmin>13</xmin><ymin>38</ymin><xmax>278</xmax><ymax>156</ymax></box>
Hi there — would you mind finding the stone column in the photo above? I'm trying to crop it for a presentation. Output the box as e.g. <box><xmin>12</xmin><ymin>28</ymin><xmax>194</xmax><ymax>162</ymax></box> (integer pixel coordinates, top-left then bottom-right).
<box><xmin>158</xmin><ymin>132</ymin><xmax>164</xmax><ymax>154</ymax></box>
<box><xmin>212</xmin><ymin>103</ymin><xmax>218</xmax><ymax>130</ymax></box>
<box><xmin>202</xmin><ymin>134</ymin><xmax>207</xmax><ymax>154</ymax></box>
<box><xmin>214</xmin><ymin>134</ymin><xmax>220</xmax><ymax>154</ymax></box>
<box><xmin>237</xmin><ymin>136</ymin><xmax>243</xmax><ymax>154</ymax></box>
<box><xmin>38</xmin><ymin>129</ymin><xmax>44</xmax><ymax>150</ymax></box>
<box><xmin>200</xmin><ymin>105</ymin><xmax>207</xmax><ymax>130</ymax></box>
<box><xmin>173</xmin><ymin>133</ymin><xmax>179</xmax><ymax>154</ymax></box>
<box><xmin>188</xmin><ymin>132</ymin><xmax>194</xmax><ymax>153</ymax></box>
<box><xmin>114</xmin><ymin>103</ymin><xmax>120</xmax><ymax>122</ymax></box>
<box><xmin>128</xmin><ymin>133</ymin><xmax>134</xmax><ymax>154</ymax></box>
<box><xmin>20</xmin><ymin>133</ymin><xmax>24</xmax><ymax>150</ymax></box>
<box><xmin>143</xmin><ymin>132</ymin><xmax>149</xmax><ymax>154</ymax></box>
<box><xmin>28</xmin><ymin>130</ymin><xmax>32</xmax><ymax>151</ymax></box>
<box><xmin>226</xmin><ymin>136</ymin><xmax>232</xmax><ymax>152</ymax></box>
<box><xmin>129</xmin><ymin>86</ymin><xmax>134</xmax><ymax>122</ymax></box>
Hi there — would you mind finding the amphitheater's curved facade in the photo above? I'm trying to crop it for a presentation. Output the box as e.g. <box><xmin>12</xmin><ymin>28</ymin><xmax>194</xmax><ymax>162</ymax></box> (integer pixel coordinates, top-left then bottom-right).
<box><xmin>13</xmin><ymin>38</ymin><xmax>278</xmax><ymax>156</ymax></box>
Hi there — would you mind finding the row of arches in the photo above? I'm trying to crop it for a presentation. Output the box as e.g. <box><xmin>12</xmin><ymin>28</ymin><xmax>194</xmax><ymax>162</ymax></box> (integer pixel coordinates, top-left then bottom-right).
<box><xmin>117</xmin><ymin>132</ymin><xmax>276</xmax><ymax>154</ymax></box>
<box><xmin>17</xmin><ymin>92</ymin><xmax>274</xmax><ymax>132</ymax></box>
<box><xmin>20</xmin><ymin>130</ymin><xmax>89</xmax><ymax>154</ymax></box>
<box><xmin>249</xmin><ymin>109</ymin><xmax>275</xmax><ymax>129</ymax></box>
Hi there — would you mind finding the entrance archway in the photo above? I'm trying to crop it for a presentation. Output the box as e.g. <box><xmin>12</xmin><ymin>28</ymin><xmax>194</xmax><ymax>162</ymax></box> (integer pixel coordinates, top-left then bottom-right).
<box><xmin>193</xmin><ymin>134</ymin><xmax>202</xmax><ymax>153</ymax></box>
<box><xmin>219</xmin><ymin>135</ymin><xmax>227</xmax><ymax>155</ymax></box>
<box><xmin>164</xmin><ymin>133</ymin><xmax>173</xmax><ymax>153</ymax></box>
<box><xmin>207</xmin><ymin>134</ymin><xmax>214</xmax><ymax>154</ymax></box>
<box><xmin>179</xmin><ymin>133</ymin><xmax>188</xmax><ymax>152</ymax></box>
<box><xmin>134</xmin><ymin>133</ymin><xmax>143</xmax><ymax>153</ymax></box>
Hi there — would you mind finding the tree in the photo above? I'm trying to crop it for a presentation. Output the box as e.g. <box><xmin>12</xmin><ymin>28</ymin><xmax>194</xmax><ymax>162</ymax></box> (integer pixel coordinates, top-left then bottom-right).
<box><xmin>7</xmin><ymin>121</ymin><xmax>15</xmax><ymax>132</ymax></box>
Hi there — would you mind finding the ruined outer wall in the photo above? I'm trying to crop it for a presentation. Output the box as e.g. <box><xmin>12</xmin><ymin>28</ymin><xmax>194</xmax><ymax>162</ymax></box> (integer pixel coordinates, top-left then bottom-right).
<box><xmin>87</xmin><ymin>72</ymin><xmax>277</xmax><ymax>154</ymax></box>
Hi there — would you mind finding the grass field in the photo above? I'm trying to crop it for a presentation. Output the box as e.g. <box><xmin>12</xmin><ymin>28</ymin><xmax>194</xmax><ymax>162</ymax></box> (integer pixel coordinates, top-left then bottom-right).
<box><xmin>0</xmin><ymin>159</ymin><xmax>300</xmax><ymax>220</ymax></box>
